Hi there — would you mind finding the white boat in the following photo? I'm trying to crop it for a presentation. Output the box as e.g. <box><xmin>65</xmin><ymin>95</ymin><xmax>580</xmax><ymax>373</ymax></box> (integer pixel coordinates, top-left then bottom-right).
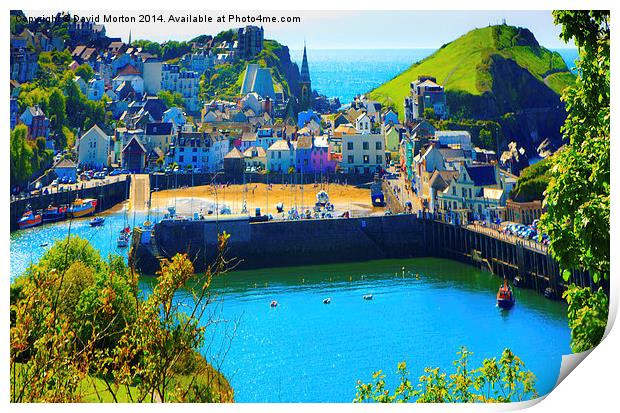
<box><xmin>323</xmin><ymin>298</ymin><xmax>331</xmax><ymax>304</ymax></box>
<box><xmin>363</xmin><ymin>294</ymin><xmax>373</xmax><ymax>300</ymax></box>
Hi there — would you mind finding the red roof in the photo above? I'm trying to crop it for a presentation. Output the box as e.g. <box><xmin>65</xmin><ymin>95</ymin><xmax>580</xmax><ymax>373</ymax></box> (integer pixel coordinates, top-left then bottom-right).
<box><xmin>116</xmin><ymin>64</ymin><xmax>140</xmax><ymax>76</ymax></box>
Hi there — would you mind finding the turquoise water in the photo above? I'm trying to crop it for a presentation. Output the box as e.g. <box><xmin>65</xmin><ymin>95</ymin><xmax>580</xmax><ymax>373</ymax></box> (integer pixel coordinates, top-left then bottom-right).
<box><xmin>290</xmin><ymin>48</ymin><xmax>579</xmax><ymax>103</ymax></box>
<box><xmin>10</xmin><ymin>207</ymin><xmax>570</xmax><ymax>402</ymax></box>
<box><xmin>144</xmin><ymin>259</ymin><xmax>570</xmax><ymax>402</ymax></box>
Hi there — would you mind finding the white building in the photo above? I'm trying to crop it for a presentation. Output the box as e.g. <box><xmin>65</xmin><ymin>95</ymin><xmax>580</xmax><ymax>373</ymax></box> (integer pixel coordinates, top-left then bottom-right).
<box><xmin>340</xmin><ymin>133</ymin><xmax>385</xmax><ymax>173</ymax></box>
<box><xmin>77</xmin><ymin>124</ymin><xmax>110</xmax><ymax>169</ymax></box>
<box><xmin>112</xmin><ymin>74</ymin><xmax>144</xmax><ymax>95</ymax></box>
<box><xmin>142</xmin><ymin>59</ymin><xmax>162</xmax><ymax>95</ymax></box>
<box><xmin>267</xmin><ymin>139</ymin><xmax>296</xmax><ymax>173</ymax></box>
<box><xmin>355</xmin><ymin>113</ymin><xmax>371</xmax><ymax>135</ymax></box>
<box><xmin>161</xmin><ymin>64</ymin><xmax>200</xmax><ymax>112</ymax></box>
<box><xmin>169</xmin><ymin>132</ymin><xmax>229</xmax><ymax>172</ymax></box>
<box><xmin>87</xmin><ymin>75</ymin><xmax>105</xmax><ymax>100</ymax></box>
<box><xmin>163</xmin><ymin>107</ymin><xmax>186</xmax><ymax>131</ymax></box>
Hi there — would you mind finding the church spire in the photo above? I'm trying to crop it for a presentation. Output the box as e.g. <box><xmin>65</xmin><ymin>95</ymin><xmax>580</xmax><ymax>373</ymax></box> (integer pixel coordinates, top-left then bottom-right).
<box><xmin>300</xmin><ymin>42</ymin><xmax>310</xmax><ymax>83</ymax></box>
<box><xmin>128</xmin><ymin>30</ymin><xmax>132</xmax><ymax>46</ymax></box>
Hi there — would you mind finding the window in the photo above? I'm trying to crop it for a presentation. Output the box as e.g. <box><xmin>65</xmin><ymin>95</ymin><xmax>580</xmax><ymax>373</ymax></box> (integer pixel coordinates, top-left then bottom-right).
<box><xmin>363</xmin><ymin>155</ymin><xmax>369</xmax><ymax>164</ymax></box>
<box><xmin>180</xmin><ymin>147</ymin><xmax>185</xmax><ymax>152</ymax></box>
<box><xmin>192</xmin><ymin>156</ymin><xmax>197</xmax><ymax>162</ymax></box>
<box><xmin>363</xmin><ymin>142</ymin><xmax>369</xmax><ymax>150</ymax></box>
<box><xmin>376</xmin><ymin>155</ymin><xmax>382</xmax><ymax>164</ymax></box>
<box><xmin>462</xmin><ymin>188</ymin><xmax>467</xmax><ymax>198</ymax></box>
<box><xmin>347</xmin><ymin>142</ymin><xmax>354</xmax><ymax>150</ymax></box>
<box><xmin>452</xmin><ymin>186</ymin><xmax>457</xmax><ymax>196</ymax></box>
<box><xmin>347</xmin><ymin>155</ymin><xmax>354</xmax><ymax>164</ymax></box>
<box><xmin>468</xmin><ymin>188</ymin><xmax>472</xmax><ymax>198</ymax></box>
<box><xmin>179</xmin><ymin>155</ymin><xmax>184</xmax><ymax>162</ymax></box>
<box><xmin>192</xmin><ymin>147</ymin><xmax>197</xmax><ymax>152</ymax></box>
<box><xmin>278</xmin><ymin>152</ymin><xmax>282</xmax><ymax>159</ymax></box>
<box><xmin>376</xmin><ymin>141</ymin><xmax>382</xmax><ymax>150</ymax></box>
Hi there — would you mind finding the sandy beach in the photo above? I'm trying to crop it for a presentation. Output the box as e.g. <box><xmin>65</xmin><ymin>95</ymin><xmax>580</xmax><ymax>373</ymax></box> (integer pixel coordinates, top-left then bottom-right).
<box><xmin>146</xmin><ymin>182</ymin><xmax>384</xmax><ymax>217</ymax></box>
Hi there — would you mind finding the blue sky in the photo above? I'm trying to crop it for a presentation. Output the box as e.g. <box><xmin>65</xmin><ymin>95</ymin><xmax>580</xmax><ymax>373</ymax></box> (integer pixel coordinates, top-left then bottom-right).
<box><xmin>25</xmin><ymin>10</ymin><xmax>574</xmax><ymax>49</ymax></box>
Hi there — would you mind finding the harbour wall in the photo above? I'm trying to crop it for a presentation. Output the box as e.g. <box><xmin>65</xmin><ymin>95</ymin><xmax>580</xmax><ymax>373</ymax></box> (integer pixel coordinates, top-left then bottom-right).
<box><xmin>9</xmin><ymin>178</ymin><xmax>131</xmax><ymax>232</ymax></box>
<box><xmin>149</xmin><ymin>172</ymin><xmax>376</xmax><ymax>191</ymax></box>
<box><xmin>131</xmin><ymin>214</ymin><xmax>602</xmax><ymax>299</ymax></box>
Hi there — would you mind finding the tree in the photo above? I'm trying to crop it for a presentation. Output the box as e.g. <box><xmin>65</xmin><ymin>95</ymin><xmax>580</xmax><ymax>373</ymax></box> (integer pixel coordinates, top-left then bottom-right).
<box><xmin>47</xmin><ymin>88</ymin><xmax>66</xmax><ymax>134</ymax></box>
<box><xmin>10</xmin><ymin>125</ymin><xmax>34</xmax><ymax>186</ymax></box>
<box><xmin>539</xmin><ymin>11</ymin><xmax>610</xmax><ymax>352</ymax></box>
<box><xmin>478</xmin><ymin>128</ymin><xmax>494</xmax><ymax>149</ymax></box>
<box><xmin>354</xmin><ymin>347</ymin><xmax>537</xmax><ymax>403</ymax></box>
<box><xmin>157</xmin><ymin>90</ymin><xmax>185</xmax><ymax>108</ymax></box>
<box><xmin>10</xmin><ymin>235</ymin><xmax>235</xmax><ymax>402</ymax></box>
<box><xmin>423</xmin><ymin>107</ymin><xmax>436</xmax><ymax>120</ymax></box>
<box><xmin>541</xmin><ymin>11</ymin><xmax>610</xmax><ymax>282</ymax></box>
<box><xmin>75</xmin><ymin>64</ymin><xmax>95</xmax><ymax>82</ymax></box>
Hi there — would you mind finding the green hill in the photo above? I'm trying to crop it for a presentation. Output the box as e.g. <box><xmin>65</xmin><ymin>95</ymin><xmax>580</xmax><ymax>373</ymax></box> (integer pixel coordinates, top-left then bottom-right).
<box><xmin>369</xmin><ymin>24</ymin><xmax>575</xmax><ymax>119</ymax></box>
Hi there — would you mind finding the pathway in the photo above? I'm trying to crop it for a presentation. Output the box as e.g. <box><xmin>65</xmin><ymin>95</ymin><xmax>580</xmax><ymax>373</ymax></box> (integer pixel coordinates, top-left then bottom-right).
<box><xmin>129</xmin><ymin>174</ymin><xmax>150</xmax><ymax>211</ymax></box>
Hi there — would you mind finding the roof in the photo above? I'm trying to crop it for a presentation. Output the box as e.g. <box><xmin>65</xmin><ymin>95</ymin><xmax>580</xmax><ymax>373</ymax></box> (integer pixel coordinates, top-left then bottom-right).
<box><xmin>54</xmin><ymin>159</ymin><xmax>77</xmax><ymax>169</ymax></box>
<box><xmin>224</xmin><ymin>147</ymin><xmax>244</xmax><ymax>159</ymax></box>
<box><xmin>243</xmin><ymin>146</ymin><xmax>266</xmax><ymax>157</ymax></box>
<box><xmin>116</xmin><ymin>63</ymin><xmax>140</xmax><ymax>76</ymax></box>
<box><xmin>122</xmin><ymin>136</ymin><xmax>147</xmax><ymax>154</ymax></box>
<box><xmin>145</xmin><ymin>122</ymin><xmax>173</xmax><ymax>135</ymax></box>
<box><xmin>268</xmin><ymin>140</ymin><xmax>294</xmax><ymax>151</ymax></box>
<box><xmin>483</xmin><ymin>187</ymin><xmax>504</xmax><ymax>200</ymax></box>
<box><xmin>465</xmin><ymin>164</ymin><xmax>497</xmax><ymax>187</ymax></box>
<box><xmin>296</xmin><ymin>135</ymin><xmax>313</xmax><ymax>149</ymax></box>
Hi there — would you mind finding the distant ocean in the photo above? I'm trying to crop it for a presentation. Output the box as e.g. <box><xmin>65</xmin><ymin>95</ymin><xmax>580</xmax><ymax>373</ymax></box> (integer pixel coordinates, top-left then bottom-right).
<box><xmin>290</xmin><ymin>48</ymin><xmax>579</xmax><ymax>103</ymax></box>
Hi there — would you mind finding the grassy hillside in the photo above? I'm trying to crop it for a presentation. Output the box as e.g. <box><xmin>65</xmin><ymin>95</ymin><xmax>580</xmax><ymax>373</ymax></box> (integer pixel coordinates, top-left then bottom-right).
<box><xmin>200</xmin><ymin>39</ymin><xmax>294</xmax><ymax>101</ymax></box>
<box><xmin>369</xmin><ymin>25</ymin><xmax>575</xmax><ymax>118</ymax></box>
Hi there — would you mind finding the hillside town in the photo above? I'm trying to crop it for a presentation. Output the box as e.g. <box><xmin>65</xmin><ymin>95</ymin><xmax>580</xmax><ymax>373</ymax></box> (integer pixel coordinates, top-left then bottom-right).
<box><xmin>10</xmin><ymin>15</ymin><xmax>542</xmax><ymax>228</ymax></box>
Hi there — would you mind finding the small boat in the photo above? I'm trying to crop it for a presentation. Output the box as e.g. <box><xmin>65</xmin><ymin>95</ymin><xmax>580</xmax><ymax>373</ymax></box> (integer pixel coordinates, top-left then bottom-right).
<box><xmin>544</xmin><ymin>287</ymin><xmax>554</xmax><ymax>299</ymax></box>
<box><xmin>323</xmin><ymin>298</ymin><xmax>331</xmax><ymax>304</ymax></box>
<box><xmin>42</xmin><ymin>204</ymin><xmax>67</xmax><ymax>223</ymax></box>
<box><xmin>363</xmin><ymin>294</ymin><xmax>373</xmax><ymax>300</ymax></box>
<box><xmin>117</xmin><ymin>230</ymin><xmax>130</xmax><ymax>248</ymax></box>
<box><xmin>67</xmin><ymin>198</ymin><xmax>97</xmax><ymax>218</ymax></box>
<box><xmin>316</xmin><ymin>191</ymin><xmax>329</xmax><ymax>206</ymax></box>
<box><xmin>89</xmin><ymin>216</ymin><xmax>105</xmax><ymax>227</ymax></box>
<box><xmin>513</xmin><ymin>276</ymin><xmax>522</xmax><ymax>288</ymax></box>
<box><xmin>497</xmin><ymin>279</ymin><xmax>515</xmax><ymax>309</ymax></box>
<box><xmin>40</xmin><ymin>243</ymin><xmax>49</xmax><ymax>248</ymax></box>
<box><xmin>270</xmin><ymin>300</ymin><xmax>278</xmax><ymax>307</ymax></box>
<box><xmin>18</xmin><ymin>207</ymin><xmax>42</xmax><ymax>229</ymax></box>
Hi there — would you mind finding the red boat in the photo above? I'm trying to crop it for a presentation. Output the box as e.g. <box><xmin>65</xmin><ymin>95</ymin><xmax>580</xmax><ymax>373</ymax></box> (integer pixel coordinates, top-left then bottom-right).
<box><xmin>497</xmin><ymin>279</ymin><xmax>515</xmax><ymax>309</ymax></box>
<box><xmin>18</xmin><ymin>207</ymin><xmax>42</xmax><ymax>229</ymax></box>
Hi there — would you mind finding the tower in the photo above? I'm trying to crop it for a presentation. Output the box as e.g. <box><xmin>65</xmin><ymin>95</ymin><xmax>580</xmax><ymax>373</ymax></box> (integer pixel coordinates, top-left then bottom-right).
<box><xmin>299</xmin><ymin>43</ymin><xmax>312</xmax><ymax>111</ymax></box>
<box><xmin>128</xmin><ymin>30</ymin><xmax>132</xmax><ymax>46</ymax></box>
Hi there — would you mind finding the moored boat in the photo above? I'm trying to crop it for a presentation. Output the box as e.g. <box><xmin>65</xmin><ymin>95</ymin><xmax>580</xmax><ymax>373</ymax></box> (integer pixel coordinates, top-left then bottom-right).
<box><xmin>67</xmin><ymin>198</ymin><xmax>97</xmax><ymax>218</ymax></box>
<box><xmin>89</xmin><ymin>216</ymin><xmax>105</xmax><ymax>227</ymax></box>
<box><xmin>42</xmin><ymin>204</ymin><xmax>67</xmax><ymax>223</ymax></box>
<box><xmin>497</xmin><ymin>279</ymin><xmax>515</xmax><ymax>309</ymax></box>
<box><xmin>18</xmin><ymin>207</ymin><xmax>42</xmax><ymax>229</ymax></box>
<box><xmin>117</xmin><ymin>226</ymin><xmax>131</xmax><ymax>247</ymax></box>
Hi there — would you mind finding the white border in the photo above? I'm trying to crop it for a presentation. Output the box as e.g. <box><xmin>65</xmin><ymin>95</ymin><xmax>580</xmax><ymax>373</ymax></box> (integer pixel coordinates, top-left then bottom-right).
<box><xmin>2</xmin><ymin>1</ymin><xmax>618</xmax><ymax>412</ymax></box>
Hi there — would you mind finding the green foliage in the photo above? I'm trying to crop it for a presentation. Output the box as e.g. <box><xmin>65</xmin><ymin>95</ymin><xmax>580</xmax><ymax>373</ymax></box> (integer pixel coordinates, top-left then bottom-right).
<box><xmin>369</xmin><ymin>24</ymin><xmax>575</xmax><ymax>119</ymax></box>
<box><xmin>10</xmin><ymin>125</ymin><xmax>34</xmax><ymax>186</ymax></box>
<box><xmin>510</xmin><ymin>155</ymin><xmax>555</xmax><ymax>202</ymax></box>
<box><xmin>157</xmin><ymin>90</ymin><xmax>185</xmax><ymax>108</ymax></box>
<box><xmin>200</xmin><ymin>39</ymin><xmax>290</xmax><ymax>101</ymax></box>
<box><xmin>75</xmin><ymin>64</ymin><xmax>95</xmax><ymax>82</ymax></box>
<box><xmin>11</xmin><ymin>235</ymin><xmax>234</xmax><ymax>403</ymax></box>
<box><xmin>354</xmin><ymin>347</ymin><xmax>537</xmax><ymax>403</ymax></box>
<box><xmin>540</xmin><ymin>11</ymin><xmax>610</xmax><ymax>281</ymax></box>
<box><xmin>563</xmin><ymin>285</ymin><xmax>609</xmax><ymax>352</ymax></box>
<box><xmin>423</xmin><ymin>107</ymin><xmax>436</xmax><ymax>120</ymax></box>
